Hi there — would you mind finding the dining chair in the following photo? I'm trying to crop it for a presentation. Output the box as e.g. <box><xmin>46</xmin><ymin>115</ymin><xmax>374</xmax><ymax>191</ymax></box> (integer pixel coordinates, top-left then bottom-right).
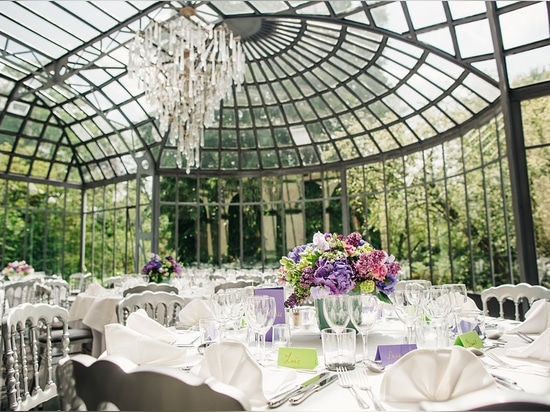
<box><xmin>35</xmin><ymin>278</ymin><xmax>70</xmax><ymax>308</ymax></box>
<box><xmin>2</xmin><ymin>303</ymin><xmax>70</xmax><ymax>411</ymax></box>
<box><xmin>3</xmin><ymin>278</ymin><xmax>38</xmax><ymax>309</ymax></box>
<box><xmin>122</xmin><ymin>282</ymin><xmax>179</xmax><ymax>297</ymax></box>
<box><xmin>214</xmin><ymin>280</ymin><xmax>254</xmax><ymax>293</ymax></box>
<box><xmin>68</xmin><ymin>272</ymin><xmax>93</xmax><ymax>295</ymax></box>
<box><xmin>56</xmin><ymin>354</ymin><xmax>250</xmax><ymax>411</ymax></box>
<box><xmin>481</xmin><ymin>282</ymin><xmax>550</xmax><ymax>321</ymax></box>
<box><xmin>116</xmin><ymin>290</ymin><xmax>189</xmax><ymax>327</ymax></box>
<box><xmin>102</xmin><ymin>275</ymin><xmax>122</xmax><ymax>289</ymax></box>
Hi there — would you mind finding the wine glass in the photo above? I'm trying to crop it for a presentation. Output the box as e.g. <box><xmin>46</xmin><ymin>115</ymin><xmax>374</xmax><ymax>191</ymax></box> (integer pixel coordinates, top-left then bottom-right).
<box><xmin>244</xmin><ymin>295</ymin><xmax>277</xmax><ymax>361</ymax></box>
<box><xmin>348</xmin><ymin>294</ymin><xmax>379</xmax><ymax>365</ymax></box>
<box><xmin>391</xmin><ymin>289</ymin><xmax>420</xmax><ymax>344</ymax></box>
<box><xmin>403</xmin><ymin>280</ymin><xmax>432</xmax><ymax>308</ymax></box>
<box><xmin>322</xmin><ymin>295</ymin><xmax>350</xmax><ymax>333</ymax></box>
<box><xmin>443</xmin><ymin>283</ymin><xmax>468</xmax><ymax>335</ymax></box>
<box><xmin>210</xmin><ymin>291</ymin><xmax>233</xmax><ymax>338</ymax></box>
<box><xmin>423</xmin><ymin>285</ymin><xmax>452</xmax><ymax>347</ymax></box>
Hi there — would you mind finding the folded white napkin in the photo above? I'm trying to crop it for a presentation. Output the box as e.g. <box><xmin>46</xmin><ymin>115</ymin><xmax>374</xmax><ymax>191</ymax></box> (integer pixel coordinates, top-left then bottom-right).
<box><xmin>126</xmin><ymin>309</ymin><xmax>178</xmax><ymax>344</ymax></box>
<box><xmin>177</xmin><ymin>298</ymin><xmax>214</xmax><ymax>327</ymax></box>
<box><xmin>194</xmin><ymin>341</ymin><xmax>295</xmax><ymax>407</ymax></box>
<box><xmin>508</xmin><ymin>299</ymin><xmax>550</xmax><ymax>334</ymax></box>
<box><xmin>506</xmin><ymin>326</ymin><xmax>550</xmax><ymax>361</ymax></box>
<box><xmin>380</xmin><ymin>346</ymin><xmax>496</xmax><ymax>402</ymax></box>
<box><xmin>104</xmin><ymin>323</ymin><xmax>187</xmax><ymax>367</ymax></box>
<box><xmin>85</xmin><ymin>280</ymin><xmax>108</xmax><ymax>296</ymax></box>
<box><xmin>463</xmin><ymin>296</ymin><xmax>480</xmax><ymax>312</ymax></box>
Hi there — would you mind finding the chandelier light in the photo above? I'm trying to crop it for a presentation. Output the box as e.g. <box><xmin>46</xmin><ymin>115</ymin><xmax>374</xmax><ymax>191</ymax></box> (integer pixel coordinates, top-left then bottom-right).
<box><xmin>128</xmin><ymin>7</ymin><xmax>245</xmax><ymax>172</ymax></box>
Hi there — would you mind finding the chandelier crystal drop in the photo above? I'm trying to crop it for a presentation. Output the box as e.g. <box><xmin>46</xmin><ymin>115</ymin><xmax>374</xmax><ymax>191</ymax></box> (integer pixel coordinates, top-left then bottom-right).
<box><xmin>128</xmin><ymin>7</ymin><xmax>246</xmax><ymax>172</ymax></box>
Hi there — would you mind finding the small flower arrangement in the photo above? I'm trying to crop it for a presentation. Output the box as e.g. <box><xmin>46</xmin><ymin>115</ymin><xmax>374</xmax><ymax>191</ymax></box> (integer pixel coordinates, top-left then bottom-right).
<box><xmin>278</xmin><ymin>232</ymin><xmax>401</xmax><ymax>308</ymax></box>
<box><xmin>1</xmin><ymin>260</ymin><xmax>34</xmax><ymax>280</ymax></box>
<box><xmin>141</xmin><ymin>253</ymin><xmax>182</xmax><ymax>283</ymax></box>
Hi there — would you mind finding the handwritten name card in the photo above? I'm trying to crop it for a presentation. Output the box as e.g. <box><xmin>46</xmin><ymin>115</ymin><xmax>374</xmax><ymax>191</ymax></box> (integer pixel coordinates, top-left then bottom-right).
<box><xmin>374</xmin><ymin>344</ymin><xmax>417</xmax><ymax>366</ymax></box>
<box><xmin>454</xmin><ymin>330</ymin><xmax>484</xmax><ymax>348</ymax></box>
<box><xmin>277</xmin><ymin>347</ymin><xmax>318</xmax><ymax>369</ymax></box>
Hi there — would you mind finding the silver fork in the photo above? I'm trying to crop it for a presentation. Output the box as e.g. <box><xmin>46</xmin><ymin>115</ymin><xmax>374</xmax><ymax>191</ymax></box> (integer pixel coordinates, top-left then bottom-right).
<box><xmin>484</xmin><ymin>351</ymin><xmax>550</xmax><ymax>377</ymax></box>
<box><xmin>336</xmin><ymin>367</ymin><xmax>370</xmax><ymax>409</ymax></box>
<box><xmin>356</xmin><ymin>368</ymin><xmax>386</xmax><ymax>411</ymax></box>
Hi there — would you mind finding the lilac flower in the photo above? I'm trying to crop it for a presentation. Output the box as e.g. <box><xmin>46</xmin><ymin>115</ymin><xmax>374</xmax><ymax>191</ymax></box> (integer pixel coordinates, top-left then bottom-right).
<box><xmin>278</xmin><ymin>231</ymin><xmax>401</xmax><ymax>308</ymax></box>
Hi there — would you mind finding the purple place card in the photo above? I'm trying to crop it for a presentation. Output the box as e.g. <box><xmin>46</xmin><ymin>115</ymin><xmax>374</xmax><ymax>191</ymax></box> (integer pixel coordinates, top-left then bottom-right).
<box><xmin>254</xmin><ymin>286</ymin><xmax>285</xmax><ymax>341</ymax></box>
<box><xmin>459</xmin><ymin>319</ymin><xmax>481</xmax><ymax>335</ymax></box>
<box><xmin>374</xmin><ymin>344</ymin><xmax>417</xmax><ymax>366</ymax></box>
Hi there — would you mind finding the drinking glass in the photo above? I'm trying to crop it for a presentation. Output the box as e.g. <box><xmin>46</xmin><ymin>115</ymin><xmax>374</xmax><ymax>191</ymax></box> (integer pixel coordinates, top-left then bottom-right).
<box><xmin>210</xmin><ymin>291</ymin><xmax>233</xmax><ymax>338</ymax></box>
<box><xmin>392</xmin><ymin>289</ymin><xmax>420</xmax><ymax>344</ymax></box>
<box><xmin>423</xmin><ymin>285</ymin><xmax>452</xmax><ymax>347</ymax></box>
<box><xmin>348</xmin><ymin>294</ymin><xmax>379</xmax><ymax>365</ymax></box>
<box><xmin>322</xmin><ymin>295</ymin><xmax>350</xmax><ymax>333</ymax></box>
<box><xmin>404</xmin><ymin>280</ymin><xmax>432</xmax><ymax>308</ymax></box>
<box><xmin>244</xmin><ymin>295</ymin><xmax>277</xmax><ymax>361</ymax></box>
<box><xmin>443</xmin><ymin>283</ymin><xmax>468</xmax><ymax>335</ymax></box>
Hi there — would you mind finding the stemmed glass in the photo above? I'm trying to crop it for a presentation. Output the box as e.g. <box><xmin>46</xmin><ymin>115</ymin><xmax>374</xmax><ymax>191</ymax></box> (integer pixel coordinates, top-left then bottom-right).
<box><xmin>210</xmin><ymin>291</ymin><xmax>233</xmax><ymax>339</ymax></box>
<box><xmin>244</xmin><ymin>295</ymin><xmax>277</xmax><ymax>361</ymax></box>
<box><xmin>322</xmin><ymin>295</ymin><xmax>351</xmax><ymax>367</ymax></box>
<box><xmin>322</xmin><ymin>295</ymin><xmax>350</xmax><ymax>333</ymax></box>
<box><xmin>443</xmin><ymin>283</ymin><xmax>468</xmax><ymax>335</ymax></box>
<box><xmin>423</xmin><ymin>285</ymin><xmax>452</xmax><ymax>347</ymax></box>
<box><xmin>348</xmin><ymin>294</ymin><xmax>379</xmax><ymax>366</ymax></box>
<box><xmin>392</xmin><ymin>289</ymin><xmax>420</xmax><ymax>344</ymax></box>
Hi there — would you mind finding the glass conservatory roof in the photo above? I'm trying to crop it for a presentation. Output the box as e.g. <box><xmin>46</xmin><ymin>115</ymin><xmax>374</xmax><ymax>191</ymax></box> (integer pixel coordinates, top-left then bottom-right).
<box><xmin>0</xmin><ymin>1</ymin><xmax>549</xmax><ymax>184</ymax></box>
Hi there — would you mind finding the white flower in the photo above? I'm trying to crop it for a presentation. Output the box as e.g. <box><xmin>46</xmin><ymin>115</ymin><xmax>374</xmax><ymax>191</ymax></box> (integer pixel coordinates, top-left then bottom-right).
<box><xmin>313</xmin><ymin>231</ymin><xmax>330</xmax><ymax>251</ymax></box>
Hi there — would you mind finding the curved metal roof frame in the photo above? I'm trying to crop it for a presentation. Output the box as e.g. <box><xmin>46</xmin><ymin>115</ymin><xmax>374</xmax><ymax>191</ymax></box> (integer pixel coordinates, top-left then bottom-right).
<box><xmin>0</xmin><ymin>1</ymin><xmax>549</xmax><ymax>186</ymax></box>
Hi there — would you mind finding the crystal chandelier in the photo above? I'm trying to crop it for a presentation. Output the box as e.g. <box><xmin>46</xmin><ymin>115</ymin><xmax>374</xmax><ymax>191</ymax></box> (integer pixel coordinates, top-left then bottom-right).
<box><xmin>128</xmin><ymin>7</ymin><xmax>245</xmax><ymax>172</ymax></box>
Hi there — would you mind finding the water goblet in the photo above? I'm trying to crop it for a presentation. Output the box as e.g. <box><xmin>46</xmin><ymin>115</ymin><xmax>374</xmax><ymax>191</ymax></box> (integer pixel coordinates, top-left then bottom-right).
<box><xmin>322</xmin><ymin>294</ymin><xmax>350</xmax><ymax>333</ymax></box>
<box><xmin>443</xmin><ymin>283</ymin><xmax>468</xmax><ymax>335</ymax></box>
<box><xmin>210</xmin><ymin>291</ymin><xmax>233</xmax><ymax>338</ymax></box>
<box><xmin>244</xmin><ymin>295</ymin><xmax>277</xmax><ymax>361</ymax></box>
<box><xmin>391</xmin><ymin>289</ymin><xmax>420</xmax><ymax>344</ymax></box>
<box><xmin>348</xmin><ymin>294</ymin><xmax>379</xmax><ymax>365</ymax></box>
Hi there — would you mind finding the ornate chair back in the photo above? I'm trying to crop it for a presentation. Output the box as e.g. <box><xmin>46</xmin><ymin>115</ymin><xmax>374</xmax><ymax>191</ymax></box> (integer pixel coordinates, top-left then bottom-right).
<box><xmin>2</xmin><ymin>303</ymin><xmax>70</xmax><ymax>410</ymax></box>
<box><xmin>481</xmin><ymin>282</ymin><xmax>550</xmax><ymax>321</ymax></box>
<box><xmin>56</xmin><ymin>354</ymin><xmax>250</xmax><ymax>411</ymax></box>
<box><xmin>116</xmin><ymin>290</ymin><xmax>188</xmax><ymax>327</ymax></box>
<box><xmin>122</xmin><ymin>282</ymin><xmax>178</xmax><ymax>297</ymax></box>
<box><xmin>4</xmin><ymin>278</ymin><xmax>38</xmax><ymax>308</ymax></box>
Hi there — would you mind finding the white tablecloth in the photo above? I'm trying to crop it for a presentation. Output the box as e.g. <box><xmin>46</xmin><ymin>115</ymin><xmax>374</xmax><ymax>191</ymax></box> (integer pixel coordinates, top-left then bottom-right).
<box><xmin>68</xmin><ymin>293</ymin><xmax>122</xmax><ymax>357</ymax></box>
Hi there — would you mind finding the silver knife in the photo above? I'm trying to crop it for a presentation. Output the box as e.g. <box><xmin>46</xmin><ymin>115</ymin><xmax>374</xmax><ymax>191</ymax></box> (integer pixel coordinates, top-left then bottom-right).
<box><xmin>267</xmin><ymin>372</ymin><xmax>330</xmax><ymax>408</ymax></box>
<box><xmin>491</xmin><ymin>373</ymin><xmax>524</xmax><ymax>391</ymax></box>
<box><xmin>288</xmin><ymin>374</ymin><xmax>338</xmax><ymax>405</ymax></box>
<box><xmin>516</xmin><ymin>332</ymin><xmax>534</xmax><ymax>343</ymax></box>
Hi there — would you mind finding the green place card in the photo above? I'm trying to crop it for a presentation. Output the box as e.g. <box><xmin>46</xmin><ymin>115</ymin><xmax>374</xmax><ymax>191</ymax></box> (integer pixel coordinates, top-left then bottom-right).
<box><xmin>454</xmin><ymin>330</ymin><xmax>484</xmax><ymax>348</ymax></box>
<box><xmin>277</xmin><ymin>347</ymin><xmax>318</xmax><ymax>370</ymax></box>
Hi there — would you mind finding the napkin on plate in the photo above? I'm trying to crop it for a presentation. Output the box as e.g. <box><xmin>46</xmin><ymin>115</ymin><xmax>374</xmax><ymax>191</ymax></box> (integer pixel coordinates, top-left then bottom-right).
<box><xmin>508</xmin><ymin>299</ymin><xmax>550</xmax><ymax>334</ymax></box>
<box><xmin>193</xmin><ymin>341</ymin><xmax>296</xmax><ymax>407</ymax></box>
<box><xmin>104</xmin><ymin>323</ymin><xmax>188</xmax><ymax>367</ymax></box>
<box><xmin>380</xmin><ymin>346</ymin><xmax>496</xmax><ymax>402</ymax></box>
<box><xmin>126</xmin><ymin>309</ymin><xmax>178</xmax><ymax>344</ymax></box>
<box><xmin>177</xmin><ymin>298</ymin><xmax>214</xmax><ymax>327</ymax></box>
<box><xmin>506</xmin><ymin>325</ymin><xmax>550</xmax><ymax>361</ymax></box>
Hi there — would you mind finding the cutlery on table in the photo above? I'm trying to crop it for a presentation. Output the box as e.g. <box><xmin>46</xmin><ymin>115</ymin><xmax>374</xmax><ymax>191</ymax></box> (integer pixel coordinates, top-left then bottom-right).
<box><xmin>356</xmin><ymin>368</ymin><xmax>386</xmax><ymax>411</ymax></box>
<box><xmin>266</xmin><ymin>371</ymin><xmax>330</xmax><ymax>408</ymax></box>
<box><xmin>516</xmin><ymin>331</ymin><xmax>535</xmax><ymax>343</ymax></box>
<box><xmin>288</xmin><ymin>374</ymin><xmax>338</xmax><ymax>405</ymax></box>
<box><xmin>336</xmin><ymin>367</ymin><xmax>370</xmax><ymax>409</ymax></box>
<box><xmin>491</xmin><ymin>373</ymin><xmax>524</xmax><ymax>391</ymax></box>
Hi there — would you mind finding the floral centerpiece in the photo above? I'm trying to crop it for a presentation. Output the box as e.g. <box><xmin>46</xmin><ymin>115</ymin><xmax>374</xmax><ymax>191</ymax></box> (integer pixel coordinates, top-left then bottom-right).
<box><xmin>141</xmin><ymin>253</ymin><xmax>183</xmax><ymax>283</ymax></box>
<box><xmin>1</xmin><ymin>260</ymin><xmax>34</xmax><ymax>280</ymax></box>
<box><xmin>278</xmin><ymin>232</ymin><xmax>401</xmax><ymax>308</ymax></box>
